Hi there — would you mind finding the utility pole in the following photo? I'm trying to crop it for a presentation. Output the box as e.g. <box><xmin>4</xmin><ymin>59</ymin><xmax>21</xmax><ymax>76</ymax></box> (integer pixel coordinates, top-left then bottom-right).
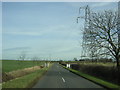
<box><xmin>77</xmin><ymin>5</ymin><xmax>91</xmax><ymax>60</ymax></box>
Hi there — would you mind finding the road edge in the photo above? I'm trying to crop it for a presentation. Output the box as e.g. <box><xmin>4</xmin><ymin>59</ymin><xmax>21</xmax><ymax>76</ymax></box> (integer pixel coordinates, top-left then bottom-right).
<box><xmin>30</xmin><ymin>63</ymin><xmax>53</xmax><ymax>88</ymax></box>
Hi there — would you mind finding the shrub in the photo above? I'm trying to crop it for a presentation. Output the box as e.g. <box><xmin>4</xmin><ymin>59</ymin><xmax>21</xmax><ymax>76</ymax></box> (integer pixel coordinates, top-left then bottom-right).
<box><xmin>70</xmin><ymin>63</ymin><xmax>120</xmax><ymax>85</ymax></box>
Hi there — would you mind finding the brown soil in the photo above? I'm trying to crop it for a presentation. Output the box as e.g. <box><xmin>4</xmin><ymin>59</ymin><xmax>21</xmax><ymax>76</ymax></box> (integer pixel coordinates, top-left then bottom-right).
<box><xmin>2</xmin><ymin>65</ymin><xmax>44</xmax><ymax>83</ymax></box>
<box><xmin>2</xmin><ymin>72</ymin><xmax>14</xmax><ymax>82</ymax></box>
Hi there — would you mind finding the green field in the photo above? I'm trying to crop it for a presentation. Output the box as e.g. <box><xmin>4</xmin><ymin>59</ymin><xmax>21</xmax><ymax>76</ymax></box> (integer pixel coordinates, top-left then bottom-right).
<box><xmin>2</xmin><ymin>60</ymin><xmax>45</xmax><ymax>72</ymax></box>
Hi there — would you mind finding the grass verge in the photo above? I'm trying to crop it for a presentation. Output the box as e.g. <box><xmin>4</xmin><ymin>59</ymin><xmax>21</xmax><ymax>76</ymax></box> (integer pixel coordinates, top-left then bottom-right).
<box><xmin>62</xmin><ymin>66</ymin><xmax>120</xmax><ymax>90</ymax></box>
<box><xmin>2</xmin><ymin>65</ymin><xmax>52</xmax><ymax>88</ymax></box>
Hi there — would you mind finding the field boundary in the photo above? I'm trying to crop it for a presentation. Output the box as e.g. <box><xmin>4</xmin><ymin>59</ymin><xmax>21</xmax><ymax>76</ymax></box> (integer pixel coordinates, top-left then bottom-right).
<box><xmin>2</xmin><ymin>65</ymin><xmax>44</xmax><ymax>83</ymax></box>
<box><xmin>61</xmin><ymin>65</ymin><xmax>120</xmax><ymax>90</ymax></box>
<box><xmin>2</xmin><ymin>63</ymin><xmax>53</xmax><ymax>88</ymax></box>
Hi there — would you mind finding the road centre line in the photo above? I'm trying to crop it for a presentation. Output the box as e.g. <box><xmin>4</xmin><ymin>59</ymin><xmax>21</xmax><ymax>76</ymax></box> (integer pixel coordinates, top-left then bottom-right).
<box><xmin>62</xmin><ymin>77</ymin><xmax>65</xmax><ymax>83</ymax></box>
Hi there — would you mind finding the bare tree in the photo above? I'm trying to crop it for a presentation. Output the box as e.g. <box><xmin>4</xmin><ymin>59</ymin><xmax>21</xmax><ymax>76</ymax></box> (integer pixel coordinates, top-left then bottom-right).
<box><xmin>19</xmin><ymin>51</ymin><xmax>26</xmax><ymax>61</ymax></box>
<box><xmin>77</xmin><ymin>5</ymin><xmax>120</xmax><ymax>84</ymax></box>
<box><xmin>84</xmin><ymin>10</ymin><xmax>119</xmax><ymax>68</ymax></box>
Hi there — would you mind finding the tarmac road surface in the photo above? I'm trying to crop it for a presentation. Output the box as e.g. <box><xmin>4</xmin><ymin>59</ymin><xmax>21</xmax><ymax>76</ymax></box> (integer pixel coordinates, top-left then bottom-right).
<box><xmin>33</xmin><ymin>63</ymin><xmax>105</xmax><ymax>89</ymax></box>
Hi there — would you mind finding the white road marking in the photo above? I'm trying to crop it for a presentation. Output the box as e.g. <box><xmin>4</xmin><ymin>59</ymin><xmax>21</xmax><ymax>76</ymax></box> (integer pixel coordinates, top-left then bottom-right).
<box><xmin>62</xmin><ymin>77</ymin><xmax>65</xmax><ymax>83</ymax></box>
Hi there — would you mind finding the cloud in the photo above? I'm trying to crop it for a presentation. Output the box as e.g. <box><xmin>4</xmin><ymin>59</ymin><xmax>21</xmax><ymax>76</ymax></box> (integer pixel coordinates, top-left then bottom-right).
<box><xmin>4</xmin><ymin>25</ymin><xmax>63</xmax><ymax>36</ymax></box>
<box><xmin>3</xmin><ymin>47</ymin><xmax>31</xmax><ymax>51</ymax></box>
<box><xmin>4</xmin><ymin>30</ymin><xmax>46</xmax><ymax>36</ymax></box>
<box><xmin>3</xmin><ymin>24</ymin><xmax>81</xmax><ymax>40</ymax></box>
<box><xmin>90</xmin><ymin>2</ymin><xmax>113</xmax><ymax>8</ymax></box>
<box><xmin>67</xmin><ymin>2</ymin><xmax>115</xmax><ymax>10</ymax></box>
<box><xmin>2</xmin><ymin>0</ymin><xmax>119</xmax><ymax>2</ymax></box>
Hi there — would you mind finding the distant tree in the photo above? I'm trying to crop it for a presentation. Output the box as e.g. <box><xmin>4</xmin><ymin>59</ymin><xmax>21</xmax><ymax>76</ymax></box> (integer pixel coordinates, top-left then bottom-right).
<box><xmin>59</xmin><ymin>60</ymin><xmax>63</xmax><ymax>64</ymax></box>
<box><xmin>19</xmin><ymin>51</ymin><xmax>26</xmax><ymax>61</ymax></box>
<box><xmin>73</xmin><ymin>58</ymin><xmax>78</xmax><ymax>61</ymax></box>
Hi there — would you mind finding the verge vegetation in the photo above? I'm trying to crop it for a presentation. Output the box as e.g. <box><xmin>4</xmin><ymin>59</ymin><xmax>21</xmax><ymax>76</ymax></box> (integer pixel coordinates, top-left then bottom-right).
<box><xmin>62</xmin><ymin>65</ymin><xmax>120</xmax><ymax>89</ymax></box>
<box><xmin>2</xmin><ymin>64</ymin><xmax>52</xmax><ymax>88</ymax></box>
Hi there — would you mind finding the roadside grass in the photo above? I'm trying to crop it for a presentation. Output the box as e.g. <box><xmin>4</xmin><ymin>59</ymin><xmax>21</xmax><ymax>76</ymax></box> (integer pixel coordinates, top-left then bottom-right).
<box><xmin>63</xmin><ymin>66</ymin><xmax>120</xmax><ymax>89</ymax></box>
<box><xmin>2</xmin><ymin>65</ymin><xmax>51</xmax><ymax>88</ymax></box>
<box><xmin>61</xmin><ymin>61</ymin><xmax>119</xmax><ymax>85</ymax></box>
<box><xmin>2</xmin><ymin>60</ymin><xmax>45</xmax><ymax>72</ymax></box>
<box><xmin>62</xmin><ymin>61</ymin><xmax>116</xmax><ymax>67</ymax></box>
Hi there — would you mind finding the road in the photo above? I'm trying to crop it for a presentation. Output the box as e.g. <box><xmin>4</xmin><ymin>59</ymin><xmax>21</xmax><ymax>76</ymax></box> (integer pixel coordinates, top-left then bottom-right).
<box><xmin>33</xmin><ymin>63</ymin><xmax>105</xmax><ymax>88</ymax></box>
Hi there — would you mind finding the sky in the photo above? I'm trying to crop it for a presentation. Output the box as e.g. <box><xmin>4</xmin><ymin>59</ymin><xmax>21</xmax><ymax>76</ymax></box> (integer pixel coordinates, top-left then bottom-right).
<box><xmin>2</xmin><ymin>2</ymin><xmax>118</xmax><ymax>60</ymax></box>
